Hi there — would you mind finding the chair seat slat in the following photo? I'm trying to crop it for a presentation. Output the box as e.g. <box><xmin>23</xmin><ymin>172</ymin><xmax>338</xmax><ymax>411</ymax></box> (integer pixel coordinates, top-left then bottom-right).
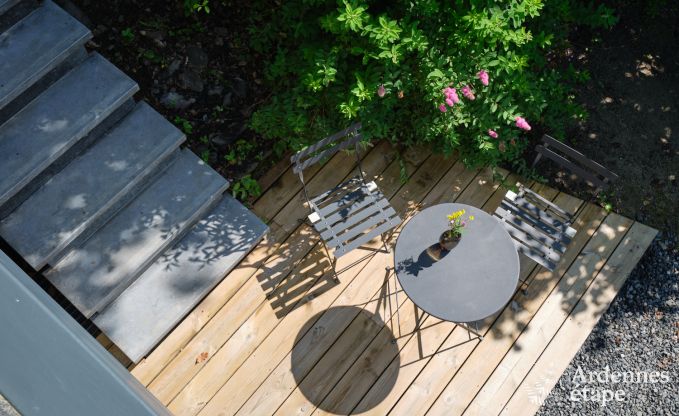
<box><xmin>518</xmin><ymin>184</ymin><xmax>573</xmax><ymax>223</ymax></box>
<box><xmin>494</xmin><ymin>209</ymin><xmax>567</xmax><ymax>254</ymax></box>
<box><xmin>499</xmin><ymin>220</ymin><xmax>563</xmax><ymax>261</ymax></box>
<box><xmin>514</xmin><ymin>239</ymin><xmax>557</xmax><ymax>271</ymax></box>
<box><xmin>333</xmin><ymin>219</ymin><xmax>400</xmax><ymax>258</ymax></box>
<box><xmin>316</xmin><ymin>195</ymin><xmax>391</xmax><ymax>235</ymax></box>
<box><xmin>326</xmin><ymin>212</ymin><xmax>394</xmax><ymax>249</ymax></box>
<box><xmin>504</xmin><ymin>192</ymin><xmax>573</xmax><ymax>238</ymax></box>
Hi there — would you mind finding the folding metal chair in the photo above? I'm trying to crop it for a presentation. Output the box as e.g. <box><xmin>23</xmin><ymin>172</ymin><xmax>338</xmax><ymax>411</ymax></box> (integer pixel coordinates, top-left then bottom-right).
<box><xmin>533</xmin><ymin>134</ymin><xmax>619</xmax><ymax>218</ymax></box>
<box><xmin>494</xmin><ymin>186</ymin><xmax>577</xmax><ymax>273</ymax></box>
<box><xmin>291</xmin><ymin>122</ymin><xmax>401</xmax><ymax>279</ymax></box>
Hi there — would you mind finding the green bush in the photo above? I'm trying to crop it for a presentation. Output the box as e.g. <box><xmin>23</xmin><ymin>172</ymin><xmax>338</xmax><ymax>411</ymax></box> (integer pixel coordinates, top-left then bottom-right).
<box><xmin>246</xmin><ymin>0</ymin><xmax>616</xmax><ymax>168</ymax></box>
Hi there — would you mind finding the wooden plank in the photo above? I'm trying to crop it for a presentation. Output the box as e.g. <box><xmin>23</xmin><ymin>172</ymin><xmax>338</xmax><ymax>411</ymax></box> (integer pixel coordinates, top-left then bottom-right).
<box><xmin>462</xmin><ymin>214</ymin><xmax>634</xmax><ymax>416</ymax></box>
<box><xmin>309</xmin><ymin>172</ymin><xmax>520</xmax><ymax>416</ymax></box>
<box><xmin>500</xmin><ymin>221</ymin><xmax>657</xmax><ymax>415</ymax></box>
<box><xmin>143</xmin><ymin>142</ymin><xmax>401</xmax><ymax>402</ymax></box>
<box><xmin>233</xmin><ymin>156</ymin><xmax>479</xmax><ymax>416</ymax></box>
<box><xmin>187</xmin><ymin>153</ymin><xmax>454</xmax><ymax>416</ymax></box>
<box><xmin>427</xmin><ymin>211</ymin><xmax>628</xmax><ymax>416</ymax></box>
<box><xmin>388</xmin><ymin>192</ymin><xmax>590</xmax><ymax>416</ymax></box>
<box><xmin>131</xmin><ymin>142</ymin><xmax>395</xmax><ymax>387</ymax></box>
<box><xmin>255</xmin><ymin>152</ymin><xmax>294</xmax><ymax>201</ymax></box>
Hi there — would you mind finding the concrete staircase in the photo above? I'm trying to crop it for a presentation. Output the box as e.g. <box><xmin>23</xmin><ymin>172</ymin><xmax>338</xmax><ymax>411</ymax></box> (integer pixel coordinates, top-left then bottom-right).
<box><xmin>0</xmin><ymin>1</ymin><xmax>268</xmax><ymax>363</ymax></box>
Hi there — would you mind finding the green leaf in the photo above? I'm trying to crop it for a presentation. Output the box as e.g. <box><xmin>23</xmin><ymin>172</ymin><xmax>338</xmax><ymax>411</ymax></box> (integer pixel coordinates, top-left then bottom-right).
<box><xmin>427</xmin><ymin>69</ymin><xmax>444</xmax><ymax>79</ymax></box>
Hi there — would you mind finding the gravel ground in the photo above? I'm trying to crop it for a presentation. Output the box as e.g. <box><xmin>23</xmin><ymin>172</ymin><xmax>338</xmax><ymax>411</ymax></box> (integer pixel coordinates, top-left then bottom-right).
<box><xmin>0</xmin><ymin>394</ymin><xmax>19</xmax><ymax>416</ymax></box>
<box><xmin>537</xmin><ymin>235</ymin><xmax>679</xmax><ymax>415</ymax></box>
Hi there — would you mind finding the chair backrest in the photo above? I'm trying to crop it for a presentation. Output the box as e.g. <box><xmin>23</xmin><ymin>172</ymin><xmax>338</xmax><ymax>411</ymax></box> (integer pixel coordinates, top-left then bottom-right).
<box><xmin>533</xmin><ymin>135</ymin><xmax>618</xmax><ymax>194</ymax></box>
<box><xmin>290</xmin><ymin>122</ymin><xmax>363</xmax><ymax>176</ymax></box>
<box><xmin>495</xmin><ymin>189</ymin><xmax>576</xmax><ymax>272</ymax></box>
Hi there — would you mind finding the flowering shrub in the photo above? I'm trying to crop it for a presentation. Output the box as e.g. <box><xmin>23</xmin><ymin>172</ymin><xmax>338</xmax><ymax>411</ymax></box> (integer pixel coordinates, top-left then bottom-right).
<box><xmin>247</xmin><ymin>0</ymin><xmax>616</xmax><ymax>168</ymax></box>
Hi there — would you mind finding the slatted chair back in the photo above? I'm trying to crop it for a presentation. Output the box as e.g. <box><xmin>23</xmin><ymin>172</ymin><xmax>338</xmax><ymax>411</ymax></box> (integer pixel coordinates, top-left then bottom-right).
<box><xmin>290</xmin><ymin>123</ymin><xmax>401</xmax><ymax>268</ymax></box>
<box><xmin>533</xmin><ymin>134</ymin><xmax>618</xmax><ymax>195</ymax></box>
<box><xmin>290</xmin><ymin>122</ymin><xmax>364</xmax><ymax>177</ymax></box>
<box><xmin>495</xmin><ymin>189</ymin><xmax>576</xmax><ymax>272</ymax></box>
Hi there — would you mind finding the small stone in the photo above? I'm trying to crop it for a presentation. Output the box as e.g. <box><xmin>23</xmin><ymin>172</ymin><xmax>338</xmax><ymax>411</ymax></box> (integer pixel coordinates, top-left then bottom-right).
<box><xmin>178</xmin><ymin>70</ymin><xmax>204</xmax><ymax>92</ymax></box>
<box><xmin>160</xmin><ymin>91</ymin><xmax>195</xmax><ymax>110</ymax></box>
<box><xmin>208</xmin><ymin>85</ymin><xmax>224</xmax><ymax>97</ymax></box>
<box><xmin>231</xmin><ymin>77</ymin><xmax>247</xmax><ymax>98</ymax></box>
<box><xmin>166</xmin><ymin>59</ymin><xmax>182</xmax><ymax>77</ymax></box>
<box><xmin>209</xmin><ymin>134</ymin><xmax>233</xmax><ymax>147</ymax></box>
<box><xmin>222</xmin><ymin>92</ymin><xmax>233</xmax><ymax>107</ymax></box>
<box><xmin>186</xmin><ymin>45</ymin><xmax>208</xmax><ymax>69</ymax></box>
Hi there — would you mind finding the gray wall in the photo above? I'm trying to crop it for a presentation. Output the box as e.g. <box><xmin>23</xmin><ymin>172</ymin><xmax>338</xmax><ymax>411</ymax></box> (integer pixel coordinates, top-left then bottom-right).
<box><xmin>0</xmin><ymin>251</ymin><xmax>170</xmax><ymax>416</ymax></box>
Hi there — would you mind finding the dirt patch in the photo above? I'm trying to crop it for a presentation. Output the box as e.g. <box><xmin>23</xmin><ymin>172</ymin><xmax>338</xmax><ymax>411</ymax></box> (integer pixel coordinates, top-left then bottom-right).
<box><xmin>553</xmin><ymin>0</ymin><xmax>679</xmax><ymax>237</ymax></box>
<box><xmin>65</xmin><ymin>0</ymin><xmax>276</xmax><ymax>203</ymax></box>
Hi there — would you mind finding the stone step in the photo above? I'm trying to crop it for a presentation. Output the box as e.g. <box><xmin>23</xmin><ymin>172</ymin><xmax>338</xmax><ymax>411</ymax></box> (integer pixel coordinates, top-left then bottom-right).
<box><xmin>0</xmin><ymin>0</ymin><xmax>19</xmax><ymax>15</ymax></box>
<box><xmin>95</xmin><ymin>194</ymin><xmax>269</xmax><ymax>363</ymax></box>
<box><xmin>45</xmin><ymin>149</ymin><xmax>230</xmax><ymax>318</ymax></box>
<box><xmin>0</xmin><ymin>102</ymin><xmax>185</xmax><ymax>270</ymax></box>
<box><xmin>0</xmin><ymin>53</ymin><xmax>139</xmax><ymax>211</ymax></box>
<box><xmin>0</xmin><ymin>0</ymin><xmax>91</xmax><ymax>110</ymax></box>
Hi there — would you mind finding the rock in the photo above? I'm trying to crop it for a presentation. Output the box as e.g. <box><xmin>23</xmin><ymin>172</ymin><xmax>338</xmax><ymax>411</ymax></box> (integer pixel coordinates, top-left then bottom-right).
<box><xmin>222</xmin><ymin>92</ymin><xmax>233</xmax><ymax>107</ymax></box>
<box><xmin>178</xmin><ymin>70</ymin><xmax>204</xmax><ymax>93</ymax></box>
<box><xmin>208</xmin><ymin>85</ymin><xmax>224</xmax><ymax>97</ymax></box>
<box><xmin>230</xmin><ymin>77</ymin><xmax>247</xmax><ymax>98</ymax></box>
<box><xmin>165</xmin><ymin>59</ymin><xmax>182</xmax><ymax>78</ymax></box>
<box><xmin>186</xmin><ymin>45</ymin><xmax>208</xmax><ymax>69</ymax></box>
<box><xmin>160</xmin><ymin>91</ymin><xmax>195</xmax><ymax>110</ymax></box>
<box><xmin>209</xmin><ymin>133</ymin><xmax>234</xmax><ymax>147</ymax></box>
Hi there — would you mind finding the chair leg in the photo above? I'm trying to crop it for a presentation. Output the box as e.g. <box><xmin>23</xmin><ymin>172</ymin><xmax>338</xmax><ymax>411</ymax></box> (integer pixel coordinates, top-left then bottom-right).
<box><xmin>321</xmin><ymin>242</ymin><xmax>340</xmax><ymax>283</ymax></box>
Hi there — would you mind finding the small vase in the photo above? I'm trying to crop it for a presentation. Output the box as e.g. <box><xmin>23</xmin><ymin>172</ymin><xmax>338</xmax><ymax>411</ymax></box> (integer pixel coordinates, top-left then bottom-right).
<box><xmin>439</xmin><ymin>231</ymin><xmax>461</xmax><ymax>251</ymax></box>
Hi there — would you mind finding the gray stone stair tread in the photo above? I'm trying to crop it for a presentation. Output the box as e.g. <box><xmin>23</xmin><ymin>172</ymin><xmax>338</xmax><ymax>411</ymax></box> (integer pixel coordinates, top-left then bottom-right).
<box><xmin>0</xmin><ymin>53</ymin><xmax>138</xmax><ymax>208</ymax></box>
<box><xmin>95</xmin><ymin>195</ymin><xmax>268</xmax><ymax>363</ymax></box>
<box><xmin>0</xmin><ymin>102</ymin><xmax>185</xmax><ymax>270</ymax></box>
<box><xmin>0</xmin><ymin>0</ymin><xmax>19</xmax><ymax>15</ymax></box>
<box><xmin>0</xmin><ymin>0</ymin><xmax>91</xmax><ymax>109</ymax></box>
<box><xmin>45</xmin><ymin>149</ymin><xmax>229</xmax><ymax>318</ymax></box>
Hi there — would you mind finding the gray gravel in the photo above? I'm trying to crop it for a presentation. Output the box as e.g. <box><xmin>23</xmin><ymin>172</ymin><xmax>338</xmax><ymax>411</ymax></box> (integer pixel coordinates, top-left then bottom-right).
<box><xmin>0</xmin><ymin>393</ymin><xmax>19</xmax><ymax>416</ymax></box>
<box><xmin>537</xmin><ymin>235</ymin><xmax>679</xmax><ymax>415</ymax></box>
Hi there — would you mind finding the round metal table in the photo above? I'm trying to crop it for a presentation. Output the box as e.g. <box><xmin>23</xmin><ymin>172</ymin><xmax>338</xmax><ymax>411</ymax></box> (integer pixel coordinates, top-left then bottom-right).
<box><xmin>394</xmin><ymin>203</ymin><xmax>520</xmax><ymax>325</ymax></box>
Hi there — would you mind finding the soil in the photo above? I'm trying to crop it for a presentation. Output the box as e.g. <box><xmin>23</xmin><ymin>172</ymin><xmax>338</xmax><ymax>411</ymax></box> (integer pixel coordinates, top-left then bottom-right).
<box><xmin>64</xmin><ymin>0</ymin><xmax>276</xmax><ymax>204</ymax></box>
<box><xmin>548</xmin><ymin>0</ymin><xmax>679</xmax><ymax>238</ymax></box>
<box><xmin>65</xmin><ymin>0</ymin><xmax>678</xmax><ymax>235</ymax></box>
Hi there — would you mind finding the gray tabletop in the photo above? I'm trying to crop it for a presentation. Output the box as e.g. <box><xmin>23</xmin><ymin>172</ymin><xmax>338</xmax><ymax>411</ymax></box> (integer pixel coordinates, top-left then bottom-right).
<box><xmin>394</xmin><ymin>203</ymin><xmax>519</xmax><ymax>323</ymax></box>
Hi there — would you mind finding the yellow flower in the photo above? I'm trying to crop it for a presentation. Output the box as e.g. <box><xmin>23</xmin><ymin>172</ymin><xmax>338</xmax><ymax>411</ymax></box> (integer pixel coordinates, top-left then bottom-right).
<box><xmin>469</xmin><ymin>215</ymin><xmax>475</xmax><ymax>221</ymax></box>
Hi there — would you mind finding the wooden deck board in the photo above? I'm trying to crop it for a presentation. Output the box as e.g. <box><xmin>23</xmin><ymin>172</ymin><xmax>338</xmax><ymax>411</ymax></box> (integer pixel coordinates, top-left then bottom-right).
<box><xmin>123</xmin><ymin>143</ymin><xmax>656</xmax><ymax>416</ymax></box>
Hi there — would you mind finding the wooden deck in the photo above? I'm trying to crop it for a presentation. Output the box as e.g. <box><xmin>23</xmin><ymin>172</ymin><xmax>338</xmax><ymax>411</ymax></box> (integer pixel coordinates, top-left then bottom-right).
<box><xmin>113</xmin><ymin>142</ymin><xmax>656</xmax><ymax>415</ymax></box>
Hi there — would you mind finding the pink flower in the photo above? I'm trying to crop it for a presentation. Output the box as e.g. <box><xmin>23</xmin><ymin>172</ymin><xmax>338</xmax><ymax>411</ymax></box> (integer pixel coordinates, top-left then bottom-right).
<box><xmin>477</xmin><ymin>70</ymin><xmax>489</xmax><ymax>86</ymax></box>
<box><xmin>515</xmin><ymin>116</ymin><xmax>532</xmax><ymax>131</ymax></box>
<box><xmin>438</xmin><ymin>104</ymin><xmax>447</xmax><ymax>113</ymax></box>
<box><xmin>460</xmin><ymin>220</ymin><xmax>467</xmax><ymax>227</ymax></box>
<box><xmin>377</xmin><ymin>84</ymin><xmax>386</xmax><ymax>97</ymax></box>
<box><xmin>445</xmin><ymin>98</ymin><xmax>455</xmax><ymax>107</ymax></box>
<box><xmin>461</xmin><ymin>85</ymin><xmax>475</xmax><ymax>100</ymax></box>
<box><xmin>443</xmin><ymin>87</ymin><xmax>460</xmax><ymax>105</ymax></box>
<box><xmin>487</xmin><ymin>129</ymin><xmax>498</xmax><ymax>139</ymax></box>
